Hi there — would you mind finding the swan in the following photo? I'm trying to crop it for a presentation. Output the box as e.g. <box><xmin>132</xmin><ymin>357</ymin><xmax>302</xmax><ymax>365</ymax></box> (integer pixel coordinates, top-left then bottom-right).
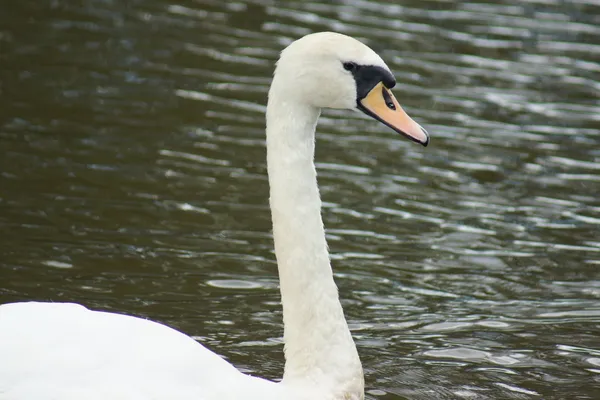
<box><xmin>0</xmin><ymin>32</ymin><xmax>429</xmax><ymax>400</ymax></box>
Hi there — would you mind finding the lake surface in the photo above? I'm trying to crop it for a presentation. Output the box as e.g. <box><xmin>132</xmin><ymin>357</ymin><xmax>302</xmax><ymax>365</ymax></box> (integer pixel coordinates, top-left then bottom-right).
<box><xmin>1</xmin><ymin>0</ymin><xmax>600</xmax><ymax>398</ymax></box>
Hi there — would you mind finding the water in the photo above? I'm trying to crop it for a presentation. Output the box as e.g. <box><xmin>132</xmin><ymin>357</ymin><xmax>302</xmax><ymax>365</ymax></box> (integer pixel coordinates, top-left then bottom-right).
<box><xmin>1</xmin><ymin>0</ymin><xmax>599</xmax><ymax>398</ymax></box>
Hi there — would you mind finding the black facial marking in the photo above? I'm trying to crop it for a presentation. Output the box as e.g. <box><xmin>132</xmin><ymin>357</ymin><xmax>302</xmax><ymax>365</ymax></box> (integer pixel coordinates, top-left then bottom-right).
<box><xmin>343</xmin><ymin>63</ymin><xmax>396</xmax><ymax>103</ymax></box>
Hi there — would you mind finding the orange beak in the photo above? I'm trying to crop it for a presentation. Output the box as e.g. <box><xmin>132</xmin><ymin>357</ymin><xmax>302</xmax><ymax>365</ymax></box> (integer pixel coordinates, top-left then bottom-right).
<box><xmin>358</xmin><ymin>82</ymin><xmax>429</xmax><ymax>146</ymax></box>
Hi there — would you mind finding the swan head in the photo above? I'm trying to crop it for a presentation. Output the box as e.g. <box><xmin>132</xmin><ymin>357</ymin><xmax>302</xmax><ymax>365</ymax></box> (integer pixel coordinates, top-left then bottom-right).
<box><xmin>272</xmin><ymin>32</ymin><xmax>429</xmax><ymax>146</ymax></box>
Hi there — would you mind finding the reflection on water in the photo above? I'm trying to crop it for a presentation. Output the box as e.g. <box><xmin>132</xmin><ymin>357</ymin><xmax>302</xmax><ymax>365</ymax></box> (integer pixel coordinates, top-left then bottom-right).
<box><xmin>1</xmin><ymin>0</ymin><xmax>599</xmax><ymax>398</ymax></box>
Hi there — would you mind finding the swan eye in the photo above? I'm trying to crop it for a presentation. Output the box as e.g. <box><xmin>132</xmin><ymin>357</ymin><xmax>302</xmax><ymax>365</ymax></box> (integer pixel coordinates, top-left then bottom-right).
<box><xmin>343</xmin><ymin>62</ymin><xmax>357</xmax><ymax>71</ymax></box>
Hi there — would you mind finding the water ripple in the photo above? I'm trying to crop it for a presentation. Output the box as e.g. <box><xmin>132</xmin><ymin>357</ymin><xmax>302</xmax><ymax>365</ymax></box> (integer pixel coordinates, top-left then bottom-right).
<box><xmin>2</xmin><ymin>0</ymin><xmax>600</xmax><ymax>398</ymax></box>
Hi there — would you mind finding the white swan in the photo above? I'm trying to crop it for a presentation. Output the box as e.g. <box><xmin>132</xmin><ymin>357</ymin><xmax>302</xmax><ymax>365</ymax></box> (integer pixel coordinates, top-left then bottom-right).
<box><xmin>0</xmin><ymin>32</ymin><xmax>428</xmax><ymax>400</ymax></box>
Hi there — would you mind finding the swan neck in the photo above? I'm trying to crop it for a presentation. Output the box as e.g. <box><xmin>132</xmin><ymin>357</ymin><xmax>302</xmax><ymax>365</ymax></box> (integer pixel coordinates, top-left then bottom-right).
<box><xmin>265</xmin><ymin>85</ymin><xmax>363</xmax><ymax>395</ymax></box>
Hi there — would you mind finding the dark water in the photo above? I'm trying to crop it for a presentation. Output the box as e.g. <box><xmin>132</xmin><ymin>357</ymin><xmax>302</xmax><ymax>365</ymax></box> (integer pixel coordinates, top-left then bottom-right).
<box><xmin>1</xmin><ymin>0</ymin><xmax>600</xmax><ymax>398</ymax></box>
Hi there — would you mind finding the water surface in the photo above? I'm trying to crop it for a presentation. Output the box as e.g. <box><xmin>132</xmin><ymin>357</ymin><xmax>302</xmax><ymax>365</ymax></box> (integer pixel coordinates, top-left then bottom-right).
<box><xmin>1</xmin><ymin>0</ymin><xmax>600</xmax><ymax>398</ymax></box>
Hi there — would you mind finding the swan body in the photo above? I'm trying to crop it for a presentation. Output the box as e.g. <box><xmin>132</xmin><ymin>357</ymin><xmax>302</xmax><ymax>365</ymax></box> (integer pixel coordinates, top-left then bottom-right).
<box><xmin>0</xmin><ymin>302</ymin><xmax>282</xmax><ymax>400</ymax></box>
<box><xmin>0</xmin><ymin>32</ymin><xmax>428</xmax><ymax>400</ymax></box>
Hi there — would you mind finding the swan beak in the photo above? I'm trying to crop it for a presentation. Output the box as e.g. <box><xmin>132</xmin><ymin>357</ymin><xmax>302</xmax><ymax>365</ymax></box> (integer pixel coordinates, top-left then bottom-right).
<box><xmin>358</xmin><ymin>82</ymin><xmax>429</xmax><ymax>146</ymax></box>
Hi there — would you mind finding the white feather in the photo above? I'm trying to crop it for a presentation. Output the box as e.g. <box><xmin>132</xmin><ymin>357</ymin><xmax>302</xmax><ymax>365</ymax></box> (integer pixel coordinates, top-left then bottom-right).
<box><xmin>0</xmin><ymin>32</ymin><xmax>392</xmax><ymax>400</ymax></box>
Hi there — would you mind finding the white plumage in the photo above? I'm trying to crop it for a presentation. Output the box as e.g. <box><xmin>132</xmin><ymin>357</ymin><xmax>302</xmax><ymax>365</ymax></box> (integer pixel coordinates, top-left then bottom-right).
<box><xmin>0</xmin><ymin>32</ymin><xmax>428</xmax><ymax>400</ymax></box>
<box><xmin>0</xmin><ymin>302</ymin><xmax>281</xmax><ymax>399</ymax></box>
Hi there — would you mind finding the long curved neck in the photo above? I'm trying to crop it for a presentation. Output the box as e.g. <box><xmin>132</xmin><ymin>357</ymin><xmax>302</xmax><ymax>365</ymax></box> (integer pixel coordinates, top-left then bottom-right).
<box><xmin>266</xmin><ymin>79</ymin><xmax>363</xmax><ymax>395</ymax></box>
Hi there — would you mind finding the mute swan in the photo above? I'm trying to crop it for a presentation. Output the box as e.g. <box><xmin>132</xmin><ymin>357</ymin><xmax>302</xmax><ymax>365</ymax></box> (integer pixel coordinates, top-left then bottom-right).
<box><xmin>0</xmin><ymin>32</ymin><xmax>428</xmax><ymax>400</ymax></box>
